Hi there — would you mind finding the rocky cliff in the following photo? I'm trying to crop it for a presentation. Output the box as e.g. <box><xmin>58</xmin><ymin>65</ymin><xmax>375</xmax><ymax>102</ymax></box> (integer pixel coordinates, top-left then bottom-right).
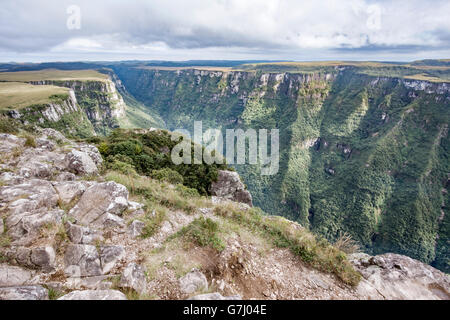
<box><xmin>114</xmin><ymin>66</ymin><xmax>450</xmax><ymax>273</ymax></box>
<box><xmin>3</xmin><ymin>90</ymin><xmax>96</xmax><ymax>138</ymax></box>
<box><xmin>28</xmin><ymin>78</ymin><xmax>127</xmax><ymax>135</ymax></box>
<box><xmin>0</xmin><ymin>128</ymin><xmax>448</xmax><ymax>300</ymax></box>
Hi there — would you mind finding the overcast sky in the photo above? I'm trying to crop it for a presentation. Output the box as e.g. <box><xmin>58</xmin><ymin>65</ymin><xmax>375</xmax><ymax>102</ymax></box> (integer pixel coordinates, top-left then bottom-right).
<box><xmin>1</xmin><ymin>0</ymin><xmax>449</xmax><ymax>62</ymax></box>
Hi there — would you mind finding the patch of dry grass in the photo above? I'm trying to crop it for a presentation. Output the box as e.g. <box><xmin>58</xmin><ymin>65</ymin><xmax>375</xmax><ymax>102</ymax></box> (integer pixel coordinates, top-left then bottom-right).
<box><xmin>0</xmin><ymin>69</ymin><xmax>108</xmax><ymax>82</ymax></box>
<box><xmin>0</xmin><ymin>82</ymin><xmax>69</xmax><ymax>110</ymax></box>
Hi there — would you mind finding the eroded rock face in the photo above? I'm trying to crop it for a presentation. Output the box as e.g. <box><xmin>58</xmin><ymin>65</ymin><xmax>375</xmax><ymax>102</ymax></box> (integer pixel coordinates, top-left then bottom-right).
<box><xmin>64</xmin><ymin>244</ymin><xmax>102</xmax><ymax>277</ymax></box>
<box><xmin>52</xmin><ymin>181</ymin><xmax>90</xmax><ymax>206</ymax></box>
<box><xmin>5</xmin><ymin>209</ymin><xmax>63</xmax><ymax>246</ymax></box>
<box><xmin>68</xmin><ymin>182</ymin><xmax>129</xmax><ymax>226</ymax></box>
<box><xmin>30</xmin><ymin>246</ymin><xmax>56</xmax><ymax>273</ymax></box>
<box><xmin>210</xmin><ymin>170</ymin><xmax>252</xmax><ymax>207</ymax></box>
<box><xmin>351</xmin><ymin>253</ymin><xmax>450</xmax><ymax>300</ymax></box>
<box><xmin>119</xmin><ymin>263</ymin><xmax>147</xmax><ymax>294</ymax></box>
<box><xmin>127</xmin><ymin>220</ymin><xmax>145</xmax><ymax>239</ymax></box>
<box><xmin>0</xmin><ymin>285</ymin><xmax>48</xmax><ymax>300</ymax></box>
<box><xmin>57</xmin><ymin>289</ymin><xmax>127</xmax><ymax>300</ymax></box>
<box><xmin>100</xmin><ymin>245</ymin><xmax>125</xmax><ymax>274</ymax></box>
<box><xmin>0</xmin><ymin>265</ymin><xmax>32</xmax><ymax>287</ymax></box>
<box><xmin>65</xmin><ymin>150</ymin><xmax>98</xmax><ymax>176</ymax></box>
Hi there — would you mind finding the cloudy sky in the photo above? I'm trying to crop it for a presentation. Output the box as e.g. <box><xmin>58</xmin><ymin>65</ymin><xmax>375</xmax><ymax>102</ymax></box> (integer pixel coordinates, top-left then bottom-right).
<box><xmin>1</xmin><ymin>0</ymin><xmax>449</xmax><ymax>62</ymax></box>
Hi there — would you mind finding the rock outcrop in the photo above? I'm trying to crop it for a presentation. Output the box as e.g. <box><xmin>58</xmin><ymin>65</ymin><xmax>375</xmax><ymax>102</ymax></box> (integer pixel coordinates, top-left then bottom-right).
<box><xmin>350</xmin><ymin>253</ymin><xmax>450</xmax><ymax>300</ymax></box>
<box><xmin>210</xmin><ymin>170</ymin><xmax>252</xmax><ymax>207</ymax></box>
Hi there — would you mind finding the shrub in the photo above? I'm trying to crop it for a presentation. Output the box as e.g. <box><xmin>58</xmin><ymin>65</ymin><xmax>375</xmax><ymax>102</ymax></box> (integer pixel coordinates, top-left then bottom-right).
<box><xmin>23</xmin><ymin>134</ymin><xmax>36</xmax><ymax>148</ymax></box>
<box><xmin>175</xmin><ymin>217</ymin><xmax>225</xmax><ymax>251</ymax></box>
<box><xmin>151</xmin><ymin>168</ymin><xmax>184</xmax><ymax>185</ymax></box>
<box><xmin>0</xmin><ymin>116</ymin><xmax>19</xmax><ymax>134</ymax></box>
<box><xmin>141</xmin><ymin>207</ymin><xmax>167</xmax><ymax>238</ymax></box>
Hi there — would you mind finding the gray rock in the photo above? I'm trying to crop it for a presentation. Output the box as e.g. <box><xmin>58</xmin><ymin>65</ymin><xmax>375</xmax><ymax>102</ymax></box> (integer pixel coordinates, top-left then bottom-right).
<box><xmin>188</xmin><ymin>292</ymin><xmax>242</xmax><ymax>300</ymax></box>
<box><xmin>77</xmin><ymin>145</ymin><xmax>103</xmax><ymax>166</ymax></box>
<box><xmin>0</xmin><ymin>134</ymin><xmax>24</xmax><ymax>154</ymax></box>
<box><xmin>179</xmin><ymin>270</ymin><xmax>208</xmax><ymax>294</ymax></box>
<box><xmin>39</xmin><ymin>128</ymin><xmax>69</xmax><ymax>144</ymax></box>
<box><xmin>210</xmin><ymin>170</ymin><xmax>252</xmax><ymax>206</ymax></box>
<box><xmin>0</xmin><ymin>179</ymin><xmax>59</xmax><ymax>215</ymax></box>
<box><xmin>53</xmin><ymin>181</ymin><xmax>89</xmax><ymax>206</ymax></box>
<box><xmin>64</xmin><ymin>244</ymin><xmax>102</xmax><ymax>277</ymax></box>
<box><xmin>128</xmin><ymin>220</ymin><xmax>145</xmax><ymax>238</ymax></box>
<box><xmin>65</xmin><ymin>149</ymin><xmax>98</xmax><ymax>175</ymax></box>
<box><xmin>103</xmin><ymin>213</ymin><xmax>126</xmax><ymax>230</ymax></box>
<box><xmin>57</xmin><ymin>289</ymin><xmax>127</xmax><ymax>300</ymax></box>
<box><xmin>30</xmin><ymin>246</ymin><xmax>56</xmax><ymax>272</ymax></box>
<box><xmin>65</xmin><ymin>222</ymin><xmax>104</xmax><ymax>244</ymax></box>
<box><xmin>54</xmin><ymin>172</ymin><xmax>76</xmax><ymax>182</ymax></box>
<box><xmin>352</xmin><ymin>253</ymin><xmax>450</xmax><ymax>300</ymax></box>
<box><xmin>68</xmin><ymin>182</ymin><xmax>129</xmax><ymax>227</ymax></box>
<box><xmin>0</xmin><ymin>265</ymin><xmax>32</xmax><ymax>287</ymax></box>
<box><xmin>119</xmin><ymin>263</ymin><xmax>147</xmax><ymax>294</ymax></box>
<box><xmin>5</xmin><ymin>209</ymin><xmax>63</xmax><ymax>246</ymax></box>
<box><xmin>36</xmin><ymin>138</ymin><xmax>56</xmax><ymax>151</ymax></box>
<box><xmin>100</xmin><ymin>245</ymin><xmax>125</xmax><ymax>274</ymax></box>
<box><xmin>0</xmin><ymin>285</ymin><xmax>48</xmax><ymax>300</ymax></box>
<box><xmin>0</xmin><ymin>218</ymin><xmax>3</xmax><ymax>235</ymax></box>
<box><xmin>65</xmin><ymin>275</ymin><xmax>112</xmax><ymax>290</ymax></box>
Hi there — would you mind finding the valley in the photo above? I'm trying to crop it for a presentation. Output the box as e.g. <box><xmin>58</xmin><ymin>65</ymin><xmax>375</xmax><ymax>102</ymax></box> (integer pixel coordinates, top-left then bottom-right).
<box><xmin>1</xmin><ymin>60</ymin><xmax>449</xmax><ymax>276</ymax></box>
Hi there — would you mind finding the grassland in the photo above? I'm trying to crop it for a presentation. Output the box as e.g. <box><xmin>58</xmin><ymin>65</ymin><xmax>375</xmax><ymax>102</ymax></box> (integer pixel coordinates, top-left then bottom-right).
<box><xmin>0</xmin><ymin>69</ymin><xmax>108</xmax><ymax>82</ymax></box>
<box><xmin>0</xmin><ymin>82</ymin><xmax>69</xmax><ymax>110</ymax></box>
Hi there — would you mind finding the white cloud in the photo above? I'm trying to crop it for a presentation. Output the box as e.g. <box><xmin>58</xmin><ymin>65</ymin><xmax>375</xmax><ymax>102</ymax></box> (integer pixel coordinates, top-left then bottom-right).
<box><xmin>0</xmin><ymin>0</ymin><xmax>449</xmax><ymax>61</ymax></box>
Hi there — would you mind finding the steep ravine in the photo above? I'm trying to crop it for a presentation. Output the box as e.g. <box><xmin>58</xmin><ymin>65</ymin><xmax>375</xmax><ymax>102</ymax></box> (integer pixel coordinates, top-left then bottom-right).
<box><xmin>114</xmin><ymin>67</ymin><xmax>450</xmax><ymax>272</ymax></box>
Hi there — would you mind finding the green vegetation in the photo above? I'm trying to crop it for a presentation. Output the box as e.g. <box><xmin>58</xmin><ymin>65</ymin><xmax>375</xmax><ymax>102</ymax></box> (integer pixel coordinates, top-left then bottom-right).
<box><xmin>99</xmin><ymin>129</ymin><xmax>229</xmax><ymax>195</ymax></box>
<box><xmin>173</xmin><ymin>217</ymin><xmax>226</xmax><ymax>252</ymax></box>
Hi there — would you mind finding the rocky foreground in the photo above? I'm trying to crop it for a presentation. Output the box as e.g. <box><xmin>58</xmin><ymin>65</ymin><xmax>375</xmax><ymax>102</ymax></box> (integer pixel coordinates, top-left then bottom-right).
<box><xmin>0</xmin><ymin>129</ymin><xmax>449</xmax><ymax>300</ymax></box>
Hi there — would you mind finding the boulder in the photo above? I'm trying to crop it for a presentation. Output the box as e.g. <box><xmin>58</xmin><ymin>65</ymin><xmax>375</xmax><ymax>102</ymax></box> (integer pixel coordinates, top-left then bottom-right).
<box><xmin>0</xmin><ymin>134</ymin><xmax>24</xmax><ymax>153</ymax></box>
<box><xmin>57</xmin><ymin>289</ymin><xmax>127</xmax><ymax>300</ymax></box>
<box><xmin>188</xmin><ymin>292</ymin><xmax>242</xmax><ymax>300</ymax></box>
<box><xmin>0</xmin><ymin>265</ymin><xmax>32</xmax><ymax>287</ymax></box>
<box><xmin>119</xmin><ymin>263</ymin><xmax>147</xmax><ymax>294</ymax></box>
<box><xmin>68</xmin><ymin>182</ymin><xmax>129</xmax><ymax>227</ymax></box>
<box><xmin>99</xmin><ymin>245</ymin><xmax>125</xmax><ymax>274</ymax></box>
<box><xmin>351</xmin><ymin>253</ymin><xmax>450</xmax><ymax>300</ymax></box>
<box><xmin>0</xmin><ymin>179</ymin><xmax>59</xmax><ymax>215</ymax></box>
<box><xmin>64</xmin><ymin>244</ymin><xmax>102</xmax><ymax>277</ymax></box>
<box><xmin>210</xmin><ymin>170</ymin><xmax>252</xmax><ymax>206</ymax></box>
<box><xmin>128</xmin><ymin>220</ymin><xmax>145</xmax><ymax>238</ymax></box>
<box><xmin>65</xmin><ymin>150</ymin><xmax>98</xmax><ymax>175</ymax></box>
<box><xmin>77</xmin><ymin>145</ymin><xmax>103</xmax><ymax>166</ymax></box>
<box><xmin>179</xmin><ymin>270</ymin><xmax>208</xmax><ymax>294</ymax></box>
<box><xmin>65</xmin><ymin>222</ymin><xmax>104</xmax><ymax>244</ymax></box>
<box><xmin>5</xmin><ymin>209</ymin><xmax>63</xmax><ymax>246</ymax></box>
<box><xmin>0</xmin><ymin>218</ymin><xmax>3</xmax><ymax>235</ymax></box>
<box><xmin>0</xmin><ymin>285</ymin><xmax>48</xmax><ymax>300</ymax></box>
<box><xmin>30</xmin><ymin>246</ymin><xmax>56</xmax><ymax>272</ymax></box>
